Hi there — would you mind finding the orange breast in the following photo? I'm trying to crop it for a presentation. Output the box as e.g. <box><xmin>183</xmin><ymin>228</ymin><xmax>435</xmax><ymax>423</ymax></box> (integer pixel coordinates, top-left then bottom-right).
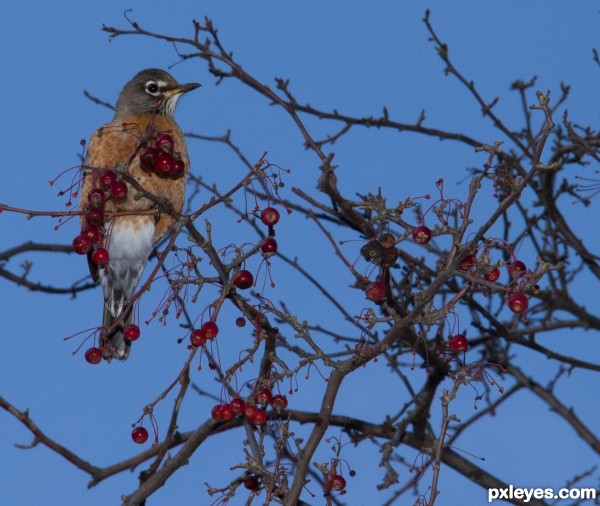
<box><xmin>80</xmin><ymin>114</ymin><xmax>189</xmax><ymax>242</ymax></box>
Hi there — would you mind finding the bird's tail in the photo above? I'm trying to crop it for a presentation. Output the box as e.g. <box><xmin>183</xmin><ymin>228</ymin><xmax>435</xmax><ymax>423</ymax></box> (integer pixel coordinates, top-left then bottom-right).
<box><xmin>101</xmin><ymin>303</ymin><xmax>132</xmax><ymax>361</ymax></box>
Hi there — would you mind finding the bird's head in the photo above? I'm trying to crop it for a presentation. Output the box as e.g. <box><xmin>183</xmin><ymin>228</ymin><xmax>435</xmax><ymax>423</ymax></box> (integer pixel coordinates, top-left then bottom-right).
<box><xmin>114</xmin><ymin>68</ymin><xmax>200</xmax><ymax>119</ymax></box>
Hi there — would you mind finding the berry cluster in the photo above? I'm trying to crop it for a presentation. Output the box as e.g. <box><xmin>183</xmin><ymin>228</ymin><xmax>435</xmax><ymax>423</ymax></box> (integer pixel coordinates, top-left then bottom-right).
<box><xmin>73</xmin><ymin>169</ymin><xmax>127</xmax><ymax>262</ymax></box>
<box><xmin>138</xmin><ymin>132</ymin><xmax>186</xmax><ymax>178</ymax></box>
<box><xmin>84</xmin><ymin>323</ymin><xmax>140</xmax><ymax>365</ymax></box>
<box><xmin>189</xmin><ymin>321</ymin><xmax>219</xmax><ymax>347</ymax></box>
<box><xmin>458</xmin><ymin>253</ymin><xmax>532</xmax><ymax>315</ymax></box>
<box><xmin>211</xmin><ymin>388</ymin><xmax>288</xmax><ymax>426</ymax></box>
<box><xmin>361</xmin><ymin>233</ymin><xmax>400</xmax><ymax>303</ymax></box>
<box><xmin>259</xmin><ymin>206</ymin><xmax>280</xmax><ymax>257</ymax></box>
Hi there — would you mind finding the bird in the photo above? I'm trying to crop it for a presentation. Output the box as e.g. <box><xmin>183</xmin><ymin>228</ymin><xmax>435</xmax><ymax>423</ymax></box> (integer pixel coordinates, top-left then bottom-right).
<box><xmin>79</xmin><ymin>68</ymin><xmax>200</xmax><ymax>361</ymax></box>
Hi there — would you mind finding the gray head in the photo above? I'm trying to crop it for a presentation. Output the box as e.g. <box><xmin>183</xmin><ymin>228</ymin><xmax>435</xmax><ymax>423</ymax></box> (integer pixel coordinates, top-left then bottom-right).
<box><xmin>114</xmin><ymin>68</ymin><xmax>200</xmax><ymax>119</ymax></box>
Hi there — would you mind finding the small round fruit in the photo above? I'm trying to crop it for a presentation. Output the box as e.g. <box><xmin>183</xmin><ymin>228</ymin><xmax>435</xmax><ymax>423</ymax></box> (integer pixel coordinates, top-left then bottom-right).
<box><xmin>81</xmin><ymin>225</ymin><xmax>103</xmax><ymax>245</ymax></box>
<box><xmin>484</xmin><ymin>267</ymin><xmax>500</xmax><ymax>282</ymax></box>
<box><xmin>233</xmin><ymin>269</ymin><xmax>254</xmax><ymax>290</ymax></box>
<box><xmin>200</xmin><ymin>321</ymin><xmax>219</xmax><ymax>340</ymax></box>
<box><xmin>73</xmin><ymin>234</ymin><xmax>92</xmax><ymax>255</ymax></box>
<box><xmin>261</xmin><ymin>237</ymin><xmax>278</xmax><ymax>256</ymax></box>
<box><xmin>156</xmin><ymin>133</ymin><xmax>175</xmax><ymax>153</ymax></box>
<box><xmin>85</xmin><ymin>207</ymin><xmax>105</xmax><ymax>227</ymax></box>
<box><xmin>131</xmin><ymin>426</ymin><xmax>149</xmax><ymax>444</ymax></box>
<box><xmin>365</xmin><ymin>281</ymin><xmax>385</xmax><ymax>302</ymax></box>
<box><xmin>243</xmin><ymin>404</ymin><xmax>259</xmax><ymax>421</ymax></box>
<box><xmin>87</xmin><ymin>188</ymin><xmax>106</xmax><ymax>208</ymax></box>
<box><xmin>449</xmin><ymin>334</ymin><xmax>469</xmax><ymax>352</ymax></box>
<box><xmin>260</xmin><ymin>207</ymin><xmax>280</xmax><ymax>227</ymax></box>
<box><xmin>84</xmin><ymin>347</ymin><xmax>103</xmax><ymax>364</ymax></box>
<box><xmin>99</xmin><ymin>169</ymin><xmax>116</xmax><ymax>190</ymax></box>
<box><xmin>155</xmin><ymin>151</ymin><xmax>175</xmax><ymax>175</ymax></box>
<box><xmin>328</xmin><ymin>474</ymin><xmax>347</xmax><ymax>492</ymax></box>
<box><xmin>412</xmin><ymin>226</ymin><xmax>432</xmax><ymax>245</ymax></box>
<box><xmin>507</xmin><ymin>292</ymin><xmax>528</xmax><ymax>314</ymax></box>
<box><xmin>91</xmin><ymin>247</ymin><xmax>109</xmax><ymax>266</ymax></box>
<box><xmin>508</xmin><ymin>260</ymin><xmax>527</xmax><ymax>279</ymax></box>
<box><xmin>252</xmin><ymin>408</ymin><xmax>267</xmax><ymax>425</ymax></box>
<box><xmin>381</xmin><ymin>247</ymin><xmax>399</xmax><ymax>265</ymax></box>
<box><xmin>139</xmin><ymin>146</ymin><xmax>159</xmax><ymax>172</ymax></box>
<box><xmin>235</xmin><ymin>316</ymin><xmax>246</xmax><ymax>327</ymax></box>
<box><xmin>110</xmin><ymin>180</ymin><xmax>128</xmax><ymax>201</ymax></box>
<box><xmin>190</xmin><ymin>329</ymin><xmax>206</xmax><ymax>347</ymax></box>
<box><xmin>255</xmin><ymin>388</ymin><xmax>273</xmax><ymax>406</ymax></box>
<box><xmin>459</xmin><ymin>254</ymin><xmax>475</xmax><ymax>271</ymax></box>
<box><xmin>211</xmin><ymin>404</ymin><xmax>224</xmax><ymax>421</ymax></box>
<box><xmin>244</xmin><ymin>475</ymin><xmax>260</xmax><ymax>492</ymax></box>
<box><xmin>379</xmin><ymin>233</ymin><xmax>395</xmax><ymax>249</ymax></box>
<box><xmin>123</xmin><ymin>324</ymin><xmax>140</xmax><ymax>341</ymax></box>
<box><xmin>230</xmin><ymin>397</ymin><xmax>246</xmax><ymax>415</ymax></box>
<box><xmin>171</xmin><ymin>158</ymin><xmax>185</xmax><ymax>176</ymax></box>
<box><xmin>271</xmin><ymin>394</ymin><xmax>288</xmax><ymax>411</ymax></box>
<box><xmin>219</xmin><ymin>403</ymin><xmax>235</xmax><ymax>421</ymax></box>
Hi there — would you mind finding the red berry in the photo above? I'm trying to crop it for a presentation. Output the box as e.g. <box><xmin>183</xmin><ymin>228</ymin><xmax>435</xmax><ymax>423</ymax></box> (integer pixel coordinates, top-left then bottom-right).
<box><xmin>99</xmin><ymin>169</ymin><xmax>116</xmax><ymax>190</ymax></box>
<box><xmin>91</xmin><ymin>247</ymin><xmax>109</xmax><ymax>266</ymax></box>
<box><xmin>110</xmin><ymin>180</ymin><xmax>128</xmax><ymax>201</ymax></box>
<box><xmin>236</xmin><ymin>316</ymin><xmax>246</xmax><ymax>327</ymax></box>
<box><xmin>87</xmin><ymin>188</ymin><xmax>106</xmax><ymax>208</ymax></box>
<box><xmin>412</xmin><ymin>225</ymin><xmax>432</xmax><ymax>245</ymax></box>
<box><xmin>123</xmin><ymin>324</ymin><xmax>140</xmax><ymax>341</ymax></box>
<box><xmin>73</xmin><ymin>234</ymin><xmax>92</xmax><ymax>255</ymax></box>
<box><xmin>220</xmin><ymin>403</ymin><xmax>235</xmax><ymax>422</ymax></box>
<box><xmin>211</xmin><ymin>404</ymin><xmax>225</xmax><ymax>421</ymax></box>
<box><xmin>156</xmin><ymin>133</ymin><xmax>175</xmax><ymax>153</ymax></box>
<box><xmin>155</xmin><ymin>151</ymin><xmax>175</xmax><ymax>175</ymax></box>
<box><xmin>507</xmin><ymin>292</ymin><xmax>528</xmax><ymax>314</ymax></box>
<box><xmin>84</xmin><ymin>347</ymin><xmax>103</xmax><ymax>364</ymax></box>
<box><xmin>449</xmin><ymin>334</ymin><xmax>469</xmax><ymax>352</ymax></box>
<box><xmin>81</xmin><ymin>225</ymin><xmax>103</xmax><ymax>245</ymax></box>
<box><xmin>243</xmin><ymin>404</ymin><xmax>259</xmax><ymax>421</ymax></box>
<box><xmin>260</xmin><ymin>207</ymin><xmax>280</xmax><ymax>227</ymax></box>
<box><xmin>233</xmin><ymin>269</ymin><xmax>254</xmax><ymax>290</ymax></box>
<box><xmin>271</xmin><ymin>394</ymin><xmax>288</xmax><ymax>411</ymax></box>
<box><xmin>261</xmin><ymin>237</ymin><xmax>278</xmax><ymax>256</ymax></box>
<box><xmin>139</xmin><ymin>146</ymin><xmax>159</xmax><ymax>172</ymax></box>
<box><xmin>230</xmin><ymin>397</ymin><xmax>246</xmax><ymax>415</ymax></box>
<box><xmin>255</xmin><ymin>388</ymin><xmax>273</xmax><ymax>406</ymax></box>
<box><xmin>252</xmin><ymin>408</ymin><xmax>267</xmax><ymax>425</ymax></box>
<box><xmin>85</xmin><ymin>207</ymin><xmax>104</xmax><ymax>226</ymax></box>
<box><xmin>365</xmin><ymin>281</ymin><xmax>385</xmax><ymax>302</ymax></box>
<box><xmin>200</xmin><ymin>321</ymin><xmax>219</xmax><ymax>340</ymax></box>
<box><xmin>244</xmin><ymin>475</ymin><xmax>260</xmax><ymax>491</ymax></box>
<box><xmin>131</xmin><ymin>426</ymin><xmax>149</xmax><ymax>444</ymax></box>
<box><xmin>459</xmin><ymin>254</ymin><xmax>475</xmax><ymax>271</ymax></box>
<box><xmin>171</xmin><ymin>157</ymin><xmax>185</xmax><ymax>176</ymax></box>
<box><xmin>508</xmin><ymin>260</ymin><xmax>527</xmax><ymax>279</ymax></box>
<box><xmin>190</xmin><ymin>329</ymin><xmax>206</xmax><ymax>347</ymax></box>
<box><xmin>328</xmin><ymin>474</ymin><xmax>347</xmax><ymax>492</ymax></box>
<box><xmin>484</xmin><ymin>267</ymin><xmax>500</xmax><ymax>282</ymax></box>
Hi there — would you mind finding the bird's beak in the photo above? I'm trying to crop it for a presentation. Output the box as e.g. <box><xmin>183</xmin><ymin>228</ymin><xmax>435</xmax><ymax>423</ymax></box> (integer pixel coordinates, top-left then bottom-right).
<box><xmin>165</xmin><ymin>82</ymin><xmax>201</xmax><ymax>97</ymax></box>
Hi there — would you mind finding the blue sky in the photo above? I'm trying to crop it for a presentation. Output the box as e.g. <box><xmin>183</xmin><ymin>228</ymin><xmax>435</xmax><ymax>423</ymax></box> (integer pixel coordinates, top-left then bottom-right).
<box><xmin>1</xmin><ymin>1</ymin><xmax>599</xmax><ymax>505</ymax></box>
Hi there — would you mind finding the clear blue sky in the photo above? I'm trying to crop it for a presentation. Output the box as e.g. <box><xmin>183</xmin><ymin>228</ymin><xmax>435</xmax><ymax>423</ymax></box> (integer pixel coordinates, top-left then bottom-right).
<box><xmin>1</xmin><ymin>1</ymin><xmax>598</xmax><ymax>505</ymax></box>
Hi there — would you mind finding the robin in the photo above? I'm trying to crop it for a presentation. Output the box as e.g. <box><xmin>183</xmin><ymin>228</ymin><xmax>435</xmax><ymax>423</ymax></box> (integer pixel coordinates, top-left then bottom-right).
<box><xmin>79</xmin><ymin>68</ymin><xmax>200</xmax><ymax>360</ymax></box>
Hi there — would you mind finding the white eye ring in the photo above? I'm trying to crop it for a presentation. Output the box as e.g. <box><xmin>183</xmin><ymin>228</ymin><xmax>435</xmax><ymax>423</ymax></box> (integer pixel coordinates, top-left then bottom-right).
<box><xmin>145</xmin><ymin>81</ymin><xmax>160</xmax><ymax>95</ymax></box>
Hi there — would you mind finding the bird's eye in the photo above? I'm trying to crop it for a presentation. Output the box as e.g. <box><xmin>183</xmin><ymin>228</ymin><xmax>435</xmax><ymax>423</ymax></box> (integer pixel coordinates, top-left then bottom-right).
<box><xmin>145</xmin><ymin>81</ymin><xmax>160</xmax><ymax>95</ymax></box>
